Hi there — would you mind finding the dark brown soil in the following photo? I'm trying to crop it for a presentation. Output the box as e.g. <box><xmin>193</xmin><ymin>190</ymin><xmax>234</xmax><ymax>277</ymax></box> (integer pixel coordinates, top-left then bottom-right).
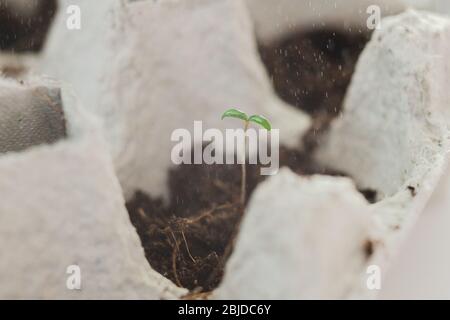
<box><xmin>126</xmin><ymin>29</ymin><xmax>372</xmax><ymax>294</ymax></box>
<box><xmin>259</xmin><ymin>29</ymin><xmax>371</xmax><ymax>150</ymax></box>
<box><xmin>126</xmin><ymin>148</ymin><xmax>347</xmax><ymax>292</ymax></box>
<box><xmin>0</xmin><ymin>0</ymin><xmax>58</xmax><ymax>52</ymax></box>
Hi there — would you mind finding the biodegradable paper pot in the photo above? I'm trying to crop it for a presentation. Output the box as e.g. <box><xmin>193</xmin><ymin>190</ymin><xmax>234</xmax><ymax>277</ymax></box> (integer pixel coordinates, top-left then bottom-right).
<box><xmin>34</xmin><ymin>1</ymin><xmax>450</xmax><ymax>299</ymax></box>
<box><xmin>0</xmin><ymin>78</ymin><xmax>184</xmax><ymax>299</ymax></box>
<box><xmin>214</xmin><ymin>169</ymin><xmax>374</xmax><ymax>299</ymax></box>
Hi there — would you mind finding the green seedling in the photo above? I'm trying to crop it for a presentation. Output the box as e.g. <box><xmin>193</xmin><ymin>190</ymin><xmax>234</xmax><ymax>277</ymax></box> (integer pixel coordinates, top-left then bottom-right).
<box><xmin>221</xmin><ymin>108</ymin><xmax>272</xmax><ymax>205</ymax></box>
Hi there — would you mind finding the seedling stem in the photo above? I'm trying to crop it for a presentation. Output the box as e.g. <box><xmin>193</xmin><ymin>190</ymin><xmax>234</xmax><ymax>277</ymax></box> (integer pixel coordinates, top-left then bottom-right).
<box><xmin>221</xmin><ymin>109</ymin><xmax>272</xmax><ymax>206</ymax></box>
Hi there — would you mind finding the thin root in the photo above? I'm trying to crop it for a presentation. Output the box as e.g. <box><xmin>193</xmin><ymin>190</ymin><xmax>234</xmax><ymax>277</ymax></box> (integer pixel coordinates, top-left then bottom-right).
<box><xmin>181</xmin><ymin>230</ymin><xmax>196</xmax><ymax>264</ymax></box>
<box><xmin>167</xmin><ymin>228</ymin><xmax>183</xmax><ymax>288</ymax></box>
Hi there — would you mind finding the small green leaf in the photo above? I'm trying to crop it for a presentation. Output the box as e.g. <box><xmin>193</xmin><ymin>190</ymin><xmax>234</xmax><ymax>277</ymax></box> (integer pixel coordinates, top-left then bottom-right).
<box><xmin>248</xmin><ymin>115</ymin><xmax>272</xmax><ymax>131</ymax></box>
<box><xmin>221</xmin><ymin>108</ymin><xmax>248</xmax><ymax>122</ymax></box>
